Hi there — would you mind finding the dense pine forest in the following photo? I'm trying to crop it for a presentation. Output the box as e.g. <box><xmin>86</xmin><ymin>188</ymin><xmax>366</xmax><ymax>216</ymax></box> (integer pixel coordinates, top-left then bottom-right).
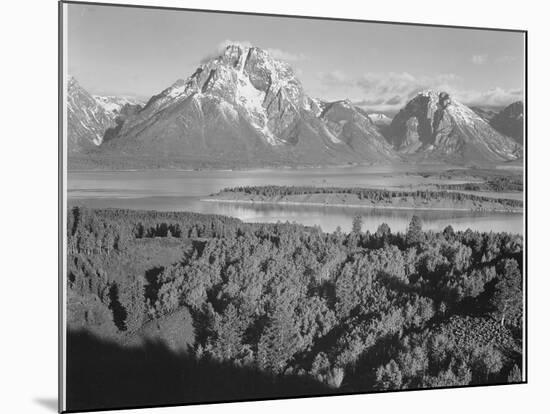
<box><xmin>67</xmin><ymin>207</ymin><xmax>523</xmax><ymax>408</ymax></box>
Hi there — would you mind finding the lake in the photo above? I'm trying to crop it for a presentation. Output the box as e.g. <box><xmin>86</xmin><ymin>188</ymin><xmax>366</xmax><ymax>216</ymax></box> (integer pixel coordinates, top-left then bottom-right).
<box><xmin>67</xmin><ymin>167</ymin><xmax>524</xmax><ymax>235</ymax></box>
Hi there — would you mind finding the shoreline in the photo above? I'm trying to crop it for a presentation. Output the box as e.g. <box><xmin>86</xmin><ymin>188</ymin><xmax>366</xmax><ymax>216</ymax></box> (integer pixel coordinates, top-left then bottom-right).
<box><xmin>202</xmin><ymin>198</ymin><xmax>523</xmax><ymax>214</ymax></box>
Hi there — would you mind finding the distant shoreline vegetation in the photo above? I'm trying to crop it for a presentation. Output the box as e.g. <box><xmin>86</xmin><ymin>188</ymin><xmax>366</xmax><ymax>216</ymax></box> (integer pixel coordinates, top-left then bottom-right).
<box><xmin>414</xmin><ymin>168</ymin><xmax>524</xmax><ymax>192</ymax></box>
<box><xmin>434</xmin><ymin>178</ymin><xmax>523</xmax><ymax>193</ymax></box>
<box><xmin>207</xmin><ymin>186</ymin><xmax>523</xmax><ymax>213</ymax></box>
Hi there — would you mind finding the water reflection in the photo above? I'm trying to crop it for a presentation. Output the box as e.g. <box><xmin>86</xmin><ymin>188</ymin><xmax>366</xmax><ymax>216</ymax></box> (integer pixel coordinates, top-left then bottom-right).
<box><xmin>70</xmin><ymin>196</ymin><xmax>522</xmax><ymax>235</ymax></box>
<box><xmin>68</xmin><ymin>165</ymin><xmax>471</xmax><ymax>198</ymax></box>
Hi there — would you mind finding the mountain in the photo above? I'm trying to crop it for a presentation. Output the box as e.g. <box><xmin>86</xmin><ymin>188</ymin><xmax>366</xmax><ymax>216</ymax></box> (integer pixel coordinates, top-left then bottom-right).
<box><xmin>97</xmin><ymin>44</ymin><xmax>398</xmax><ymax>167</ymax></box>
<box><xmin>67</xmin><ymin>77</ymin><xmax>115</xmax><ymax>152</ymax></box>
<box><xmin>470</xmin><ymin>102</ymin><xmax>524</xmax><ymax>144</ymax></box>
<box><xmin>489</xmin><ymin>101</ymin><xmax>524</xmax><ymax>144</ymax></box>
<box><xmin>368</xmin><ymin>113</ymin><xmax>392</xmax><ymax>126</ymax></box>
<box><xmin>469</xmin><ymin>106</ymin><xmax>500</xmax><ymax>123</ymax></box>
<box><xmin>367</xmin><ymin>113</ymin><xmax>393</xmax><ymax>143</ymax></box>
<box><xmin>385</xmin><ymin>91</ymin><xmax>522</xmax><ymax>164</ymax></box>
<box><xmin>67</xmin><ymin>48</ymin><xmax>521</xmax><ymax>169</ymax></box>
<box><xmin>93</xmin><ymin>95</ymin><xmax>144</xmax><ymax>118</ymax></box>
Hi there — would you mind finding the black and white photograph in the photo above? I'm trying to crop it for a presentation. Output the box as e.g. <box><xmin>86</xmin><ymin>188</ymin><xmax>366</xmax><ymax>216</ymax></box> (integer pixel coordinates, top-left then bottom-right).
<box><xmin>59</xmin><ymin>1</ymin><xmax>526</xmax><ymax>412</ymax></box>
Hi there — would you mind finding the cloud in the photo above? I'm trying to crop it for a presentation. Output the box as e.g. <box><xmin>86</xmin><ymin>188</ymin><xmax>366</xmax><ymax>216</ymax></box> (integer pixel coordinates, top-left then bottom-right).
<box><xmin>198</xmin><ymin>40</ymin><xmax>251</xmax><ymax>64</ymax></box>
<box><xmin>316</xmin><ymin>71</ymin><xmax>461</xmax><ymax>112</ymax></box>
<box><xmin>456</xmin><ymin>87</ymin><xmax>524</xmax><ymax>107</ymax></box>
<box><xmin>218</xmin><ymin>39</ymin><xmax>253</xmax><ymax>50</ymax></box>
<box><xmin>199</xmin><ymin>40</ymin><xmax>305</xmax><ymax>64</ymax></box>
<box><xmin>385</xmin><ymin>95</ymin><xmax>403</xmax><ymax>105</ymax></box>
<box><xmin>318</xmin><ymin>70</ymin><xmax>354</xmax><ymax>86</ymax></box>
<box><xmin>471</xmin><ymin>54</ymin><xmax>489</xmax><ymax>65</ymax></box>
<box><xmin>314</xmin><ymin>70</ymin><xmax>521</xmax><ymax>113</ymax></box>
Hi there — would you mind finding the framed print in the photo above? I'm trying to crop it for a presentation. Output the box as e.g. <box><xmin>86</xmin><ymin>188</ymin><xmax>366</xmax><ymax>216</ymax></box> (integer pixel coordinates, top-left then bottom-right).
<box><xmin>59</xmin><ymin>1</ymin><xmax>526</xmax><ymax>412</ymax></box>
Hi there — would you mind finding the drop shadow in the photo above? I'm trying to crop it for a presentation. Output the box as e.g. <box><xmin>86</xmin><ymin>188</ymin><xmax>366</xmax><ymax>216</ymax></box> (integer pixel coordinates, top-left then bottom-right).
<box><xmin>33</xmin><ymin>397</ymin><xmax>58</xmax><ymax>412</ymax></box>
<box><xmin>66</xmin><ymin>329</ymin><xmax>330</xmax><ymax>412</ymax></box>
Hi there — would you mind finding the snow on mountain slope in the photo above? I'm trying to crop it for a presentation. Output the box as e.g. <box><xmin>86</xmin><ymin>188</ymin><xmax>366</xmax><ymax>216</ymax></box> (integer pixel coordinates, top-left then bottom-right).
<box><xmin>100</xmin><ymin>44</ymin><xmax>398</xmax><ymax>166</ymax></box>
<box><xmin>368</xmin><ymin>113</ymin><xmax>392</xmax><ymax>126</ymax></box>
<box><xmin>386</xmin><ymin>91</ymin><xmax>522</xmax><ymax>164</ymax></box>
<box><xmin>469</xmin><ymin>106</ymin><xmax>499</xmax><ymax>124</ymax></box>
<box><xmin>67</xmin><ymin>77</ymin><xmax>115</xmax><ymax>151</ymax></box>
<box><xmin>93</xmin><ymin>95</ymin><xmax>144</xmax><ymax>117</ymax></box>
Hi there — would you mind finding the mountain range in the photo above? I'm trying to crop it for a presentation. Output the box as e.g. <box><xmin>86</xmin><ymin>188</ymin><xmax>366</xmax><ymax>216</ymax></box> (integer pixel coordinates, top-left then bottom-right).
<box><xmin>67</xmin><ymin>77</ymin><xmax>114</xmax><ymax>152</ymax></box>
<box><xmin>489</xmin><ymin>101</ymin><xmax>524</xmax><ymax>144</ymax></box>
<box><xmin>469</xmin><ymin>106</ymin><xmax>500</xmax><ymax>124</ymax></box>
<box><xmin>67</xmin><ymin>44</ymin><xmax>523</xmax><ymax>169</ymax></box>
<box><xmin>93</xmin><ymin>95</ymin><xmax>144</xmax><ymax>118</ymax></box>
<box><xmin>385</xmin><ymin>91</ymin><xmax>521</xmax><ymax>163</ymax></box>
<box><xmin>470</xmin><ymin>102</ymin><xmax>524</xmax><ymax>144</ymax></box>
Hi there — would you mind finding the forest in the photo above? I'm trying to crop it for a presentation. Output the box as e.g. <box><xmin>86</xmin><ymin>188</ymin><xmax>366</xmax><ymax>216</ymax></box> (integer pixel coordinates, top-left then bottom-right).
<box><xmin>67</xmin><ymin>206</ymin><xmax>523</xmax><ymax>405</ymax></box>
<box><xmin>215</xmin><ymin>185</ymin><xmax>523</xmax><ymax>208</ymax></box>
<box><xmin>408</xmin><ymin>169</ymin><xmax>524</xmax><ymax>193</ymax></box>
<box><xmin>434</xmin><ymin>176</ymin><xmax>523</xmax><ymax>192</ymax></box>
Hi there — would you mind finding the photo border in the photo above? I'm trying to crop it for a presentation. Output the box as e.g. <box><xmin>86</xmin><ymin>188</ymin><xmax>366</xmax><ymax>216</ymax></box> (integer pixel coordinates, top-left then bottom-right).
<box><xmin>58</xmin><ymin>1</ymin><xmax>528</xmax><ymax>412</ymax></box>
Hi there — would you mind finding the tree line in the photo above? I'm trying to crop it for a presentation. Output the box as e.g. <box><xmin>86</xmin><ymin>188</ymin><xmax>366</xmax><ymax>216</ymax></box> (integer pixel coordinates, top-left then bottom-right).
<box><xmin>435</xmin><ymin>175</ymin><xmax>523</xmax><ymax>192</ymax></box>
<box><xmin>218</xmin><ymin>185</ymin><xmax>523</xmax><ymax>208</ymax></box>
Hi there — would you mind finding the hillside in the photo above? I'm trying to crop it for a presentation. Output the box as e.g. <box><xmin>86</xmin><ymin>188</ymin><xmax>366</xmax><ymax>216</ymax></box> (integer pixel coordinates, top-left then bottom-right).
<box><xmin>67</xmin><ymin>207</ymin><xmax>523</xmax><ymax>409</ymax></box>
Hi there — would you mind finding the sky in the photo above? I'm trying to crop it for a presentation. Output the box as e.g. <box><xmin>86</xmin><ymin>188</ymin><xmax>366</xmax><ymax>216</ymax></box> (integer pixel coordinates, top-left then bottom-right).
<box><xmin>66</xmin><ymin>3</ymin><xmax>525</xmax><ymax>113</ymax></box>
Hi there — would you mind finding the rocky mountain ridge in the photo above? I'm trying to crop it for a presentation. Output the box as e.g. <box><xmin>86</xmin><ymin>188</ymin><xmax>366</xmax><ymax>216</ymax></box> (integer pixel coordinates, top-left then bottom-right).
<box><xmin>93</xmin><ymin>95</ymin><xmax>144</xmax><ymax>117</ymax></box>
<box><xmin>66</xmin><ymin>46</ymin><xmax>523</xmax><ymax>168</ymax></box>
<box><xmin>490</xmin><ymin>101</ymin><xmax>524</xmax><ymax>144</ymax></box>
<box><xmin>96</xmin><ymin>44</ymin><xmax>398</xmax><ymax>166</ymax></box>
<box><xmin>67</xmin><ymin>77</ymin><xmax>115</xmax><ymax>151</ymax></box>
<box><xmin>386</xmin><ymin>91</ymin><xmax>521</xmax><ymax>163</ymax></box>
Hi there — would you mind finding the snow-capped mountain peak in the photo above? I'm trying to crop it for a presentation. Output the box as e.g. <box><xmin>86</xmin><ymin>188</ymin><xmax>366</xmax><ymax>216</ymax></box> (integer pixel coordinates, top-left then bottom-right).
<box><xmin>93</xmin><ymin>95</ymin><xmax>144</xmax><ymax>116</ymax></box>
<box><xmin>387</xmin><ymin>90</ymin><xmax>522</xmax><ymax>163</ymax></box>
<box><xmin>67</xmin><ymin>57</ymin><xmax>523</xmax><ymax>168</ymax></box>
<box><xmin>66</xmin><ymin>77</ymin><xmax>114</xmax><ymax>149</ymax></box>
<box><xmin>68</xmin><ymin>46</ymin><xmax>399</xmax><ymax>165</ymax></box>
<box><xmin>136</xmin><ymin>44</ymin><xmax>308</xmax><ymax>147</ymax></box>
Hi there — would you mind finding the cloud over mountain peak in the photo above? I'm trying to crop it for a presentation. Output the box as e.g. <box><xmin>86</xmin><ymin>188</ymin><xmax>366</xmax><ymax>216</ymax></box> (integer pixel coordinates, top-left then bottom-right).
<box><xmin>314</xmin><ymin>70</ymin><xmax>522</xmax><ymax>114</ymax></box>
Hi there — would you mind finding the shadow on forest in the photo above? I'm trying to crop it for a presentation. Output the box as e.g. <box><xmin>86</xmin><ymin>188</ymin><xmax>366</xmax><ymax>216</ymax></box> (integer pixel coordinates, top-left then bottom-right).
<box><xmin>67</xmin><ymin>330</ymin><xmax>331</xmax><ymax>412</ymax></box>
<box><xmin>144</xmin><ymin>266</ymin><xmax>164</xmax><ymax>305</ymax></box>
